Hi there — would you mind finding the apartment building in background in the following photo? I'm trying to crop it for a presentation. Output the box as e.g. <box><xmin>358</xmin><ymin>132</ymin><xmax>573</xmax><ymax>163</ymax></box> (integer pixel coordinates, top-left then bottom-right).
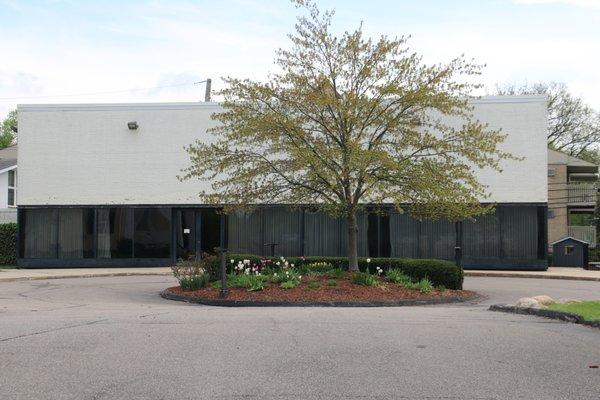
<box><xmin>548</xmin><ymin>149</ymin><xmax>598</xmax><ymax>250</ymax></box>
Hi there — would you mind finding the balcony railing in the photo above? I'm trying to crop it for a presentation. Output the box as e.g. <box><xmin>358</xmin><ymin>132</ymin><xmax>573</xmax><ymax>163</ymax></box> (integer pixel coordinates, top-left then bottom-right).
<box><xmin>568</xmin><ymin>225</ymin><xmax>597</xmax><ymax>248</ymax></box>
<box><xmin>567</xmin><ymin>183</ymin><xmax>597</xmax><ymax>204</ymax></box>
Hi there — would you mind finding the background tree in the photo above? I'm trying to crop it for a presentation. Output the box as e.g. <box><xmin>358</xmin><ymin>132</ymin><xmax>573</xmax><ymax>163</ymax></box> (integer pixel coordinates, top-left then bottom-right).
<box><xmin>494</xmin><ymin>82</ymin><xmax>600</xmax><ymax>161</ymax></box>
<box><xmin>0</xmin><ymin>109</ymin><xmax>17</xmax><ymax>149</ymax></box>
<box><xmin>182</xmin><ymin>0</ymin><xmax>514</xmax><ymax>270</ymax></box>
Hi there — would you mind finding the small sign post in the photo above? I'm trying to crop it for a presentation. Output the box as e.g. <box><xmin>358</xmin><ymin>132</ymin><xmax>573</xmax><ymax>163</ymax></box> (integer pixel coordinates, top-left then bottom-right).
<box><xmin>219</xmin><ymin>212</ymin><xmax>228</xmax><ymax>299</ymax></box>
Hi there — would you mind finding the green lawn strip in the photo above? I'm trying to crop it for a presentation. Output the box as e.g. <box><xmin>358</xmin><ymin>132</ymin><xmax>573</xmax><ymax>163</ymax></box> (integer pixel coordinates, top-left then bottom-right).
<box><xmin>548</xmin><ymin>301</ymin><xmax>600</xmax><ymax>322</ymax></box>
<box><xmin>0</xmin><ymin>265</ymin><xmax>16</xmax><ymax>270</ymax></box>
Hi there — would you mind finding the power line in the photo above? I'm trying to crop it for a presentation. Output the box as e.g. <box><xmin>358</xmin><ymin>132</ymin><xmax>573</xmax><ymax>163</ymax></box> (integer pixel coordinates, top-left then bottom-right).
<box><xmin>0</xmin><ymin>80</ymin><xmax>208</xmax><ymax>102</ymax></box>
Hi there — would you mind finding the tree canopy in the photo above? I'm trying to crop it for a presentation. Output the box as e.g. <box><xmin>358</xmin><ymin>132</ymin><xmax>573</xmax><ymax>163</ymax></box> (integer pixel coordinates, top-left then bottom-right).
<box><xmin>0</xmin><ymin>109</ymin><xmax>17</xmax><ymax>149</ymax></box>
<box><xmin>182</xmin><ymin>0</ymin><xmax>514</xmax><ymax>269</ymax></box>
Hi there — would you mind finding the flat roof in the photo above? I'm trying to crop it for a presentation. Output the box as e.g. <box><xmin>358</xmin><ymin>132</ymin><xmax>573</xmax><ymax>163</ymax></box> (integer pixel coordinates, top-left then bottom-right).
<box><xmin>17</xmin><ymin>95</ymin><xmax>547</xmax><ymax>112</ymax></box>
<box><xmin>18</xmin><ymin>102</ymin><xmax>222</xmax><ymax>112</ymax></box>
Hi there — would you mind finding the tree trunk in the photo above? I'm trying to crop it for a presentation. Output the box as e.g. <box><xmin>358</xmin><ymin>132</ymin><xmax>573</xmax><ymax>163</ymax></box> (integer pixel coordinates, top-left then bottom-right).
<box><xmin>347</xmin><ymin>212</ymin><xmax>359</xmax><ymax>272</ymax></box>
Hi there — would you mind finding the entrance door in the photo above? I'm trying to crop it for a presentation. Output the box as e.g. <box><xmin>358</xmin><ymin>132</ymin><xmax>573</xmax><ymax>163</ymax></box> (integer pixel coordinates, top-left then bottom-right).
<box><xmin>175</xmin><ymin>208</ymin><xmax>222</xmax><ymax>260</ymax></box>
<box><xmin>175</xmin><ymin>209</ymin><xmax>196</xmax><ymax>260</ymax></box>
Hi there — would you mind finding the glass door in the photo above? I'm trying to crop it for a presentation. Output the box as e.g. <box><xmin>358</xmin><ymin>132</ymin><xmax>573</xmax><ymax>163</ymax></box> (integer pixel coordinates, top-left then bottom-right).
<box><xmin>175</xmin><ymin>209</ymin><xmax>197</xmax><ymax>260</ymax></box>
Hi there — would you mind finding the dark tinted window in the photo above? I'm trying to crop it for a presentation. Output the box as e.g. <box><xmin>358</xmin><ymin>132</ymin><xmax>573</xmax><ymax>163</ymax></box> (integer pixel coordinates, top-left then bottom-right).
<box><xmin>134</xmin><ymin>208</ymin><xmax>171</xmax><ymax>258</ymax></box>
<box><xmin>58</xmin><ymin>209</ymin><xmax>94</xmax><ymax>258</ymax></box>
<box><xmin>7</xmin><ymin>188</ymin><xmax>14</xmax><ymax>206</ymax></box>
<box><xmin>200</xmin><ymin>208</ymin><xmax>221</xmax><ymax>254</ymax></box>
<box><xmin>97</xmin><ymin>208</ymin><xmax>133</xmax><ymax>258</ymax></box>
<box><xmin>22</xmin><ymin>209</ymin><xmax>58</xmax><ymax>258</ymax></box>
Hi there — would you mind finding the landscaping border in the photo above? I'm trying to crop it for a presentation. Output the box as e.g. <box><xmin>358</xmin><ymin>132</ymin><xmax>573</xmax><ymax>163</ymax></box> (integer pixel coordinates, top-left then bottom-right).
<box><xmin>489</xmin><ymin>304</ymin><xmax>600</xmax><ymax>329</ymax></box>
<box><xmin>161</xmin><ymin>288</ymin><xmax>480</xmax><ymax>307</ymax></box>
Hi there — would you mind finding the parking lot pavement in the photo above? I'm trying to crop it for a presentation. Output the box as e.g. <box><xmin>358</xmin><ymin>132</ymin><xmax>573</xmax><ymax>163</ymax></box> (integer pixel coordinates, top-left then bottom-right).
<box><xmin>0</xmin><ymin>275</ymin><xmax>599</xmax><ymax>400</ymax></box>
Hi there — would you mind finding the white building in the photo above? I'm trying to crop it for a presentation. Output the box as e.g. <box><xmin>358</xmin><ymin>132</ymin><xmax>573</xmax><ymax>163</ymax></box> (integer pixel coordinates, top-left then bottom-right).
<box><xmin>16</xmin><ymin>96</ymin><xmax>548</xmax><ymax>269</ymax></box>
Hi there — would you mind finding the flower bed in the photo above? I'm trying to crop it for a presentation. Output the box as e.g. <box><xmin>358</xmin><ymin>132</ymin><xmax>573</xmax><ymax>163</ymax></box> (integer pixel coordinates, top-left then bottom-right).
<box><xmin>166</xmin><ymin>256</ymin><xmax>474</xmax><ymax>306</ymax></box>
<box><xmin>205</xmin><ymin>254</ymin><xmax>464</xmax><ymax>290</ymax></box>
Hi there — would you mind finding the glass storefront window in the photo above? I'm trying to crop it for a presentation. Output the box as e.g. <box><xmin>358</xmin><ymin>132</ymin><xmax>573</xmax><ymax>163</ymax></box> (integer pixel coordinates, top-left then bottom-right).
<box><xmin>134</xmin><ymin>208</ymin><xmax>171</xmax><ymax>258</ymax></box>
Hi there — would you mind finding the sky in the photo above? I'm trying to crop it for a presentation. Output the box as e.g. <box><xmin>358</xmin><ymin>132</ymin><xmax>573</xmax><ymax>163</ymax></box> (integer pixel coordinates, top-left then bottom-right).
<box><xmin>0</xmin><ymin>0</ymin><xmax>599</xmax><ymax>118</ymax></box>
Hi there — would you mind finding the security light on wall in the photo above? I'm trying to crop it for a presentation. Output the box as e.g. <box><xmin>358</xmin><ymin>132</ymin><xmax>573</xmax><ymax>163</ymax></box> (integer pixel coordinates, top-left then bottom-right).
<box><xmin>127</xmin><ymin>121</ymin><xmax>138</xmax><ymax>130</ymax></box>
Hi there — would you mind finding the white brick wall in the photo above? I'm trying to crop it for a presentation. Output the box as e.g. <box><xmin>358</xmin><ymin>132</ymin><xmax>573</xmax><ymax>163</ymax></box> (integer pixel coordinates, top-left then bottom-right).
<box><xmin>17</xmin><ymin>96</ymin><xmax>547</xmax><ymax>206</ymax></box>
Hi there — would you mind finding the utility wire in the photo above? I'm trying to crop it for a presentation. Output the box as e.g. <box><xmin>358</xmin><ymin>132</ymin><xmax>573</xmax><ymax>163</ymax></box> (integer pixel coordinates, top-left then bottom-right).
<box><xmin>0</xmin><ymin>80</ymin><xmax>207</xmax><ymax>101</ymax></box>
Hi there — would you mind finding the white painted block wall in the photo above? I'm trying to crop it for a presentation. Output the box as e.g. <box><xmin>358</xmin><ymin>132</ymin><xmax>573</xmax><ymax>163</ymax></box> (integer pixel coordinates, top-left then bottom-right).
<box><xmin>17</xmin><ymin>96</ymin><xmax>547</xmax><ymax>206</ymax></box>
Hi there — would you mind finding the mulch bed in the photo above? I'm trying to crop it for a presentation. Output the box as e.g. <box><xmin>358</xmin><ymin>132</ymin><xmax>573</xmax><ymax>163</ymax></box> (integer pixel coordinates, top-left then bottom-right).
<box><xmin>163</xmin><ymin>273</ymin><xmax>475</xmax><ymax>306</ymax></box>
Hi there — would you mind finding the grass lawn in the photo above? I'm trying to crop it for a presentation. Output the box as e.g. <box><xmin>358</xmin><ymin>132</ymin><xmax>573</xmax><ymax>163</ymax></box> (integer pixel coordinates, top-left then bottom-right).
<box><xmin>0</xmin><ymin>265</ymin><xmax>16</xmax><ymax>270</ymax></box>
<box><xmin>548</xmin><ymin>301</ymin><xmax>600</xmax><ymax>322</ymax></box>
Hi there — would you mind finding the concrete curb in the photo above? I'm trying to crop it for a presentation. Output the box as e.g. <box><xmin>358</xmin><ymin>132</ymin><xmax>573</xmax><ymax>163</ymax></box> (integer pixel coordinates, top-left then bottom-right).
<box><xmin>0</xmin><ymin>271</ymin><xmax>171</xmax><ymax>283</ymax></box>
<box><xmin>160</xmin><ymin>289</ymin><xmax>480</xmax><ymax>308</ymax></box>
<box><xmin>465</xmin><ymin>271</ymin><xmax>600</xmax><ymax>282</ymax></box>
<box><xmin>489</xmin><ymin>304</ymin><xmax>600</xmax><ymax>329</ymax></box>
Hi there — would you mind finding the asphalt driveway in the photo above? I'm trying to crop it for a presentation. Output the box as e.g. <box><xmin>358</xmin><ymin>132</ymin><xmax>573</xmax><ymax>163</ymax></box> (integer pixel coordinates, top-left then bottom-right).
<box><xmin>0</xmin><ymin>276</ymin><xmax>599</xmax><ymax>400</ymax></box>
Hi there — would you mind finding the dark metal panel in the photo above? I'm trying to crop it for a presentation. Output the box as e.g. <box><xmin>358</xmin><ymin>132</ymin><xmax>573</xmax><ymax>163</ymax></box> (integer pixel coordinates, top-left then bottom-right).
<box><xmin>389</xmin><ymin>213</ymin><xmax>419</xmax><ymax>258</ymax></box>
<box><xmin>262</xmin><ymin>208</ymin><xmax>302</xmax><ymax>256</ymax></box>
<box><xmin>419</xmin><ymin>219</ymin><xmax>456</xmax><ymax>260</ymax></box>
<box><xmin>462</xmin><ymin>211</ymin><xmax>501</xmax><ymax>259</ymax></box>
<box><xmin>501</xmin><ymin>206</ymin><xmax>538</xmax><ymax>259</ymax></box>
<box><xmin>304</xmin><ymin>211</ymin><xmax>344</xmax><ymax>256</ymax></box>
<box><xmin>226</xmin><ymin>210</ymin><xmax>262</xmax><ymax>255</ymax></box>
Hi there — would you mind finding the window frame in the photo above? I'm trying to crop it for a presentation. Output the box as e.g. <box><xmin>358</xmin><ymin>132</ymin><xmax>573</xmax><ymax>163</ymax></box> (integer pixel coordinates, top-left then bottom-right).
<box><xmin>7</xmin><ymin>169</ymin><xmax>16</xmax><ymax>208</ymax></box>
<box><xmin>564</xmin><ymin>245</ymin><xmax>575</xmax><ymax>255</ymax></box>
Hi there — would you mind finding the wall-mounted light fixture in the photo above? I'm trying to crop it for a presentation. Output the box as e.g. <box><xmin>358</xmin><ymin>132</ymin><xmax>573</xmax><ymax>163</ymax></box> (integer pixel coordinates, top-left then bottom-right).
<box><xmin>127</xmin><ymin>121</ymin><xmax>138</xmax><ymax>130</ymax></box>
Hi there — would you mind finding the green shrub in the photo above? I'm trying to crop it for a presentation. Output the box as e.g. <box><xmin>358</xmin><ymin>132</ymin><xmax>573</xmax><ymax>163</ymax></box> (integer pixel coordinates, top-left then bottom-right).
<box><xmin>210</xmin><ymin>254</ymin><xmax>463</xmax><ymax>289</ymax></box>
<box><xmin>327</xmin><ymin>268</ymin><xmax>345</xmax><ymax>279</ymax></box>
<box><xmin>179</xmin><ymin>274</ymin><xmax>210</xmax><ymax>291</ymax></box>
<box><xmin>306</xmin><ymin>261</ymin><xmax>334</xmax><ymax>273</ymax></box>
<box><xmin>271</xmin><ymin>269</ymin><xmax>301</xmax><ymax>284</ymax></box>
<box><xmin>405</xmin><ymin>278</ymin><xmax>434</xmax><ymax>293</ymax></box>
<box><xmin>307</xmin><ymin>282</ymin><xmax>320</xmax><ymax>290</ymax></box>
<box><xmin>326</xmin><ymin>279</ymin><xmax>337</xmax><ymax>287</ymax></box>
<box><xmin>246</xmin><ymin>275</ymin><xmax>265</xmax><ymax>291</ymax></box>
<box><xmin>351</xmin><ymin>272</ymin><xmax>377</xmax><ymax>286</ymax></box>
<box><xmin>171</xmin><ymin>257</ymin><xmax>212</xmax><ymax>290</ymax></box>
<box><xmin>385</xmin><ymin>268</ymin><xmax>412</xmax><ymax>285</ymax></box>
<box><xmin>0</xmin><ymin>223</ymin><xmax>16</xmax><ymax>265</ymax></box>
<box><xmin>280</xmin><ymin>280</ymin><xmax>299</xmax><ymax>289</ymax></box>
<box><xmin>227</xmin><ymin>273</ymin><xmax>268</xmax><ymax>289</ymax></box>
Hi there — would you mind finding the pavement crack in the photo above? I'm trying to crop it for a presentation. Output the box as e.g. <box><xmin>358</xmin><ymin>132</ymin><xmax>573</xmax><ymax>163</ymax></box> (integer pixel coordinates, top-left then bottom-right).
<box><xmin>0</xmin><ymin>318</ymin><xmax>108</xmax><ymax>343</ymax></box>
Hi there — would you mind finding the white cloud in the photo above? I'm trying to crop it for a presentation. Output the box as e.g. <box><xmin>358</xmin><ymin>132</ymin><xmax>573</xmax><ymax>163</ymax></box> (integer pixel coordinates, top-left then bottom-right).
<box><xmin>0</xmin><ymin>0</ymin><xmax>599</xmax><ymax>120</ymax></box>
<box><xmin>512</xmin><ymin>0</ymin><xmax>600</xmax><ymax>9</ymax></box>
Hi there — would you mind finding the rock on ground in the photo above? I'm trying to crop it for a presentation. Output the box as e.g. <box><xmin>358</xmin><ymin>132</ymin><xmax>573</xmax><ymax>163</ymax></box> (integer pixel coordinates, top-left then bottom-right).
<box><xmin>531</xmin><ymin>295</ymin><xmax>556</xmax><ymax>306</ymax></box>
<box><xmin>515</xmin><ymin>297</ymin><xmax>544</xmax><ymax>308</ymax></box>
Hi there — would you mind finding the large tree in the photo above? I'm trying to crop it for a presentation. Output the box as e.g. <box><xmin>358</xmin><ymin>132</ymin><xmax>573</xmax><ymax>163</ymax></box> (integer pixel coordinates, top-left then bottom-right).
<box><xmin>182</xmin><ymin>0</ymin><xmax>514</xmax><ymax>270</ymax></box>
<box><xmin>0</xmin><ymin>109</ymin><xmax>17</xmax><ymax>149</ymax></box>
<box><xmin>494</xmin><ymin>82</ymin><xmax>600</xmax><ymax>160</ymax></box>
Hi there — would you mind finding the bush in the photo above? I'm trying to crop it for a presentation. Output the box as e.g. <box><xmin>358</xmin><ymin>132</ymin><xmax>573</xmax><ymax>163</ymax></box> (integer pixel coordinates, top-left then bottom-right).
<box><xmin>326</xmin><ymin>279</ymin><xmax>337</xmax><ymax>287</ymax></box>
<box><xmin>306</xmin><ymin>261</ymin><xmax>334</xmax><ymax>273</ymax></box>
<box><xmin>171</xmin><ymin>258</ymin><xmax>211</xmax><ymax>291</ymax></box>
<box><xmin>0</xmin><ymin>223</ymin><xmax>17</xmax><ymax>265</ymax></box>
<box><xmin>385</xmin><ymin>268</ymin><xmax>412</xmax><ymax>285</ymax></box>
<box><xmin>307</xmin><ymin>282</ymin><xmax>320</xmax><ymax>290</ymax></box>
<box><xmin>280</xmin><ymin>280</ymin><xmax>299</xmax><ymax>289</ymax></box>
<box><xmin>327</xmin><ymin>268</ymin><xmax>345</xmax><ymax>279</ymax></box>
<box><xmin>227</xmin><ymin>273</ymin><xmax>268</xmax><ymax>290</ymax></box>
<box><xmin>405</xmin><ymin>278</ymin><xmax>434</xmax><ymax>293</ymax></box>
<box><xmin>179</xmin><ymin>274</ymin><xmax>210</xmax><ymax>291</ymax></box>
<box><xmin>215</xmin><ymin>254</ymin><xmax>463</xmax><ymax>289</ymax></box>
<box><xmin>351</xmin><ymin>272</ymin><xmax>377</xmax><ymax>286</ymax></box>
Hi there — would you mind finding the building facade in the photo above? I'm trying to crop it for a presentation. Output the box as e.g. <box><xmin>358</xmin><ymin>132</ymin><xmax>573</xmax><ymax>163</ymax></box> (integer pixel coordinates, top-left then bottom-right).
<box><xmin>17</xmin><ymin>96</ymin><xmax>548</xmax><ymax>269</ymax></box>
<box><xmin>547</xmin><ymin>149</ymin><xmax>598</xmax><ymax>249</ymax></box>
